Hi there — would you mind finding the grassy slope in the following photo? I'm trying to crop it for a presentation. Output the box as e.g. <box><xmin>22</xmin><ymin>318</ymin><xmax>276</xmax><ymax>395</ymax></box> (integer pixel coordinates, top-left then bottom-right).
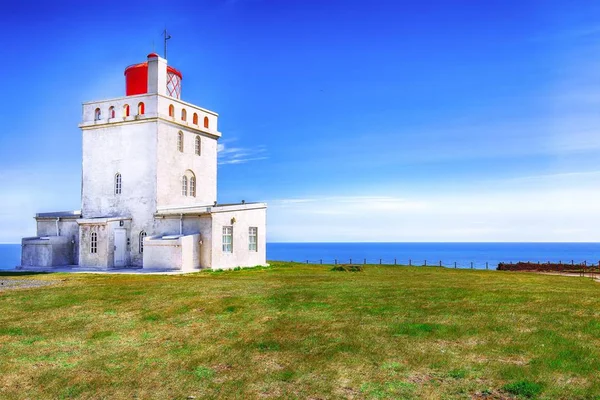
<box><xmin>0</xmin><ymin>263</ymin><xmax>599</xmax><ymax>399</ymax></box>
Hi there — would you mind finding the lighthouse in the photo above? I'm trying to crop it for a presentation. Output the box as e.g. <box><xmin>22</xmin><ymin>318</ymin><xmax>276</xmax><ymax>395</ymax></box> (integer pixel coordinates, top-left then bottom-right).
<box><xmin>20</xmin><ymin>53</ymin><xmax>267</xmax><ymax>272</ymax></box>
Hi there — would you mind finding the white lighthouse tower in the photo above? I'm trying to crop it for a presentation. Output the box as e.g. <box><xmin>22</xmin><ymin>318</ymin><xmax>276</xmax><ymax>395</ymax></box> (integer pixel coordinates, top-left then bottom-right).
<box><xmin>20</xmin><ymin>53</ymin><xmax>267</xmax><ymax>271</ymax></box>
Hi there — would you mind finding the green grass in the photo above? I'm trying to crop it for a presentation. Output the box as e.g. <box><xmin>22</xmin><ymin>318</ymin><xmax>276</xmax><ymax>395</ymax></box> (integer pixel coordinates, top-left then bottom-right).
<box><xmin>0</xmin><ymin>262</ymin><xmax>599</xmax><ymax>399</ymax></box>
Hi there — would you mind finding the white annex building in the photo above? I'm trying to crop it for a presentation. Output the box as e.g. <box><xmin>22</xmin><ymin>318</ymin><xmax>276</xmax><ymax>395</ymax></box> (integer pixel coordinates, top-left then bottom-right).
<box><xmin>20</xmin><ymin>53</ymin><xmax>267</xmax><ymax>272</ymax></box>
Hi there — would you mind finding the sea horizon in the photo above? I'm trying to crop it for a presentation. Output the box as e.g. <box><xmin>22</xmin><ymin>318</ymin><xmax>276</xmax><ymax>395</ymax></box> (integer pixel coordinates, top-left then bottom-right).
<box><xmin>2</xmin><ymin>242</ymin><xmax>600</xmax><ymax>271</ymax></box>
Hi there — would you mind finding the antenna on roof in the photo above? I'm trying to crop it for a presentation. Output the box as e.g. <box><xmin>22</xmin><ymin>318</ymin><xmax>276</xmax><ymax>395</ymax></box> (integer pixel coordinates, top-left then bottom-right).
<box><xmin>162</xmin><ymin>28</ymin><xmax>171</xmax><ymax>60</ymax></box>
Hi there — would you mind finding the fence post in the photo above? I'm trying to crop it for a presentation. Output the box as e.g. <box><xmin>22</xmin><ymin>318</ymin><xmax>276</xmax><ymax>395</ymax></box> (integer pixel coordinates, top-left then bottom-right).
<box><xmin>486</xmin><ymin>262</ymin><xmax>488</xmax><ymax>270</ymax></box>
<box><xmin>471</xmin><ymin>262</ymin><xmax>473</xmax><ymax>269</ymax></box>
<box><xmin>364</xmin><ymin>258</ymin><xmax>366</xmax><ymax>265</ymax></box>
<box><xmin>306</xmin><ymin>260</ymin><xmax>308</xmax><ymax>264</ymax></box>
<box><xmin>320</xmin><ymin>259</ymin><xmax>322</xmax><ymax>265</ymax></box>
<box><xmin>350</xmin><ymin>258</ymin><xmax>352</xmax><ymax>264</ymax></box>
<box><xmin>380</xmin><ymin>258</ymin><xmax>382</xmax><ymax>265</ymax></box>
<box><xmin>409</xmin><ymin>259</ymin><xmax>412</xmax><ymax>266</ymax></box>
<box><xmin>335</xmin><ymin>259</ymin><xmax>337</xmax><ymax>265</ymax></box>
<box><xmin>454</xmin><ymin>262</ymin><xmax>456</xmax><ymax>269</ymax></box>
<box><xmin>394</xmin><ymin>258</ymin><xmax>397</xmax><ymax>265</ymax></box>
<box><xmin>424</xmin><ymin>260</ymin><xmax>427</xmax><ymax>267</ymax></box>
<box><xmin>439</xmin><ymin>260</ymin><xmax>442</xmax><ymax>267</ymax></box>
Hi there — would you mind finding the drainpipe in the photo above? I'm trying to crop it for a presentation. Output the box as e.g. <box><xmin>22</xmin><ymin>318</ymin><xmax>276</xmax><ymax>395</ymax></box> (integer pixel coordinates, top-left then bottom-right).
<box><xmin>55</xmin><ymin>218</ymin><xmax>60</xmax><ymax>236</ymax></box>
<box><xmin>180</xmin><ymin>214</ymin><xmax>183</xmax><ymax>235</ymax></box>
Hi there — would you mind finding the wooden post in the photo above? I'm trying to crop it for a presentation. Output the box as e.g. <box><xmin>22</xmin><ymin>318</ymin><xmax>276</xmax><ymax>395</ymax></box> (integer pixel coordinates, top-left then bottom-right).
<box><xmin>335</xmin><ymin>259</ymin><xmax>337</xmax><ymax>265</ymax></box>
<box><xmin>350</xmin><ymin>258</ymin><xmax>352</xmax><ymax>264</ymax></box>
<box><xmin>394</xmin><ymin>258</ymin><xmax>397</xmax><ymax>265</ymax></box>
<box><xmin>424</xmin><ymin>260</ymin><xmax>427</xmax><ymax>266</ymax></box>
<box><xmin>486</xmin><ymin>262</ymin><xmax>488</xmax><ymax>270</ymax></box>
<box><xmin>320</xmin><ymin>259</ymin><xmax>322</xmax><ymax>265</ymax></box>
<box><xmin>409</xmin><ymin>259</ymin><xmax>412</xmax><ymax>266</ymax></box>
<box><xmin>380</xmin><ymin>258</ymin><xmax>382</xmax><ymax>265</ymax></box>
<box><xmin>471</xmin><ymin>262</ymin><xmax>473</xmax><ymax>269</ymax></box>
<box><xmin>454</xmin><ymin>262</ymin><xmax>457</xmax><ymax>269</ymax></box>
<box><xmin>439</xmin><ymin>260</ymin><xmax>442</xmax><ymax>267</ymax></box>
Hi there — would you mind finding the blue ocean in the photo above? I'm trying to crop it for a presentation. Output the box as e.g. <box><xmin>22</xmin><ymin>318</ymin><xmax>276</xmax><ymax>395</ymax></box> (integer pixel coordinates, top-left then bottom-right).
<box><xmin>2</xmin><ymin>242</ymin><xmax>600</xmax><ymax>270</ymax></box>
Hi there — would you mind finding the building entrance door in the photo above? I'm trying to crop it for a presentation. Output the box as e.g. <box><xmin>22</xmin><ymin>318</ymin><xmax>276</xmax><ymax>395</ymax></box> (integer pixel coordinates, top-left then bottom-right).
<box><xmin>114</xmin><ymin>229</ymin><xmax>126</xmax><ymax>267</ymax></box>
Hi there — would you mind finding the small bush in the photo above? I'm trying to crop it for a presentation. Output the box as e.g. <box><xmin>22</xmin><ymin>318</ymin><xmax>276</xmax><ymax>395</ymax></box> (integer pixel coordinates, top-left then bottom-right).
<box><xmin>194</xmin><ymin>366</ymin><xmax>215</xmax><ymax>380</ymax></box>
<box><xmin>503</xmin><ymin>380</ymin><xmax>543</xmax><ymax>398</ymax></box>
<box><xmin>331</xmin><ymin>265</ymin><xmax>363</xmax><ymax>272</ymax></box>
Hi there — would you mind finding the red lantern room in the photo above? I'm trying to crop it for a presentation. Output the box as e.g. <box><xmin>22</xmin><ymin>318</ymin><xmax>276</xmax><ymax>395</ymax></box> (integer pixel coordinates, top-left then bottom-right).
<box><xmin>124</xmin><ymin>53</ymin><xmax>183</xmax><ymax>98</ymax></box>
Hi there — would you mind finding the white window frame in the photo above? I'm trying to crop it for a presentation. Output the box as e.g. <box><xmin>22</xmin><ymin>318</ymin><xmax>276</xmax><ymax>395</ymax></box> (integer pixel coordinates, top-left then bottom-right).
<box><xmin>195</xmin><ymin>136</ymin><xmax>201</xmax><ymax>156</ymax></box>
<box><xmin>222</xmin><ymin>226</ymin><xmax>233</xmax><ymax>253</ymax></box>
<box><xmin>115</xmin><ymin>173</ymin><xmax>122</xmax><ymax>195</ymax></box>
<box><xmin>182</xmin><ymin>176</ymin><xmax>188</xmax><ymax>196</ymax></box>
<box><xmin>90</xmin><ymin>232</ymin><xmax>97</xmax><ymax>254</ymax></box>
<box><xmin>190</xmin><ymin>176</ymin><xmax>196</xmax><ymax>197</ymax></box>
<box><xmin>139</xmin><ymin>231</ymin><xmax>147</xmax><ymax>253</ymax></box>
<box><xmin>249</xmin><ymin>227</ymin><xmax>258</xmax><ymax>252</ymax></box>
<box><xmin>178</xmin><ymin>131</ymin><xmax>184</xmax><ymax>152</ymax></box>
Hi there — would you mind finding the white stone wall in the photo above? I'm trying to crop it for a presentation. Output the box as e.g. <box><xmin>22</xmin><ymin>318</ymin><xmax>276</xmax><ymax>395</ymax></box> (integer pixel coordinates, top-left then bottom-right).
<box><xmin>36</xmin><ymin>218</ymin><xmax>80</xmax><ymax>265</ymax></box>
<box><xmin>79</xmin><ymin>223</ymin><xmax>109</xmax><ymax>268</ymax></box>
<box><xmin>210</xmin><ymin>206</ymin><xmax>267</xmax><ymax>269</ymax></box>
<box><xmin>21</xmin><ymin>236</ymin><xmax>74</xmax><ymax>267</ymax></box>
<box><xmin>153</xmin><ymin>215</ymin><xmax>213</xmax><ymax>268</ymax></box>
<box><xmin>143</xmin><ymin>233</ymin><xmax>201</xmax><ymax>271</ymax></box>
<box><xmin>156</xmin><ymin>122</ymin><xmax>218</xmax><ymax>208</ymax></box>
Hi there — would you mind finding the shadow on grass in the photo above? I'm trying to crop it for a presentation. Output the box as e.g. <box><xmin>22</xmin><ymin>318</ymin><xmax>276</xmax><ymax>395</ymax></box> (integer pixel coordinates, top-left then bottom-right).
<box><xmin>0</xmin><ymin>271</ymin><xmax>51</xmax><ymax>277</ymax></box>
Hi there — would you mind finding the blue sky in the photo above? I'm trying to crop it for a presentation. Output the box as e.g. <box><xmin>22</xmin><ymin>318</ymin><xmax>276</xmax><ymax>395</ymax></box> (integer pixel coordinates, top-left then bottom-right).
<box><xmin>2</xmin><ymin>0</ymin><xmax>600</xmax><ymax>242</ymax></box>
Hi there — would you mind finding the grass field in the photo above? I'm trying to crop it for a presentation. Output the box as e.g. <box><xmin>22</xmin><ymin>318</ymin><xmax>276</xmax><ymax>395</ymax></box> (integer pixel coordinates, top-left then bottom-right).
<box><xmin>1</xmin><ymin>262</ymin><xmax>600</xmax><ymax>399</ymax></box>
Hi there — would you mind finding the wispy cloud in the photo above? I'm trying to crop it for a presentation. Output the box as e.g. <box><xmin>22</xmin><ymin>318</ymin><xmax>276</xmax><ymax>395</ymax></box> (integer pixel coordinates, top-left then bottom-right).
<box><xmin>217</xmin><ymin>140</ymin><xmax>268</xmax><ymax>165</ymax></box>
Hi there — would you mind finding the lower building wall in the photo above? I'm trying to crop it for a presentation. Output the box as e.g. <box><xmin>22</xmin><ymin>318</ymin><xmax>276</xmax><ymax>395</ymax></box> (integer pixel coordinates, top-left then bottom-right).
<box><xmin>210</xmin><ymin>207</ymin><xmax>267</xmax><ymax>269</ymax></box>
<box><xmin>79</xmin><ymin>223</ymin><xmax>109</xmax><ymax>268</ymax></box>
<box><xmin>143</xmin><ymin>234</ymin><xmax>201</xmax><ymax>271</ymax></box>
<box><xmin>21</xmin><ymin>236</ymin><xmax>74</xmax><ymax>267</ymax></box>
<box><xmin>37</xmin><ymin>219</ymin><xmax>80</xmax><ymax>265</ymax></box>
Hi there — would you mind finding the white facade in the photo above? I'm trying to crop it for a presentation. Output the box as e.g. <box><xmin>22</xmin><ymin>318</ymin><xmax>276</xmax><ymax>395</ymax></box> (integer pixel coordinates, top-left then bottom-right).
<box><xmin>20</xmin><ymin>53</ymin><xmax>267</xmax><ymax>271</ymax></box>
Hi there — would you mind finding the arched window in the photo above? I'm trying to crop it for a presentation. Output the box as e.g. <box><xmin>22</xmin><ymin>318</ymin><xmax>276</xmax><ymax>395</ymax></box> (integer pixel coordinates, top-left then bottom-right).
<box><xmin>94</xmin><ymin>108</ymin><xmax>101</xmax><ymax>121</ymax></box>
<box><xmin>169</xmin><ymin>104</ymin><xmax>174</xmax><ymax>117</ymax></box>
<box><xmin>181</xmin><ymin>176</ymin><xmax>188</xmax><ymax>196</ymax></box>
<box><xmin>183</xmin><ymin>170</ymin><xmax>196</xmax><ymax>197</ymax></box>
<box><xmin>123</xmin><ymin>104</ymin><xmax>130</xmax><ymax>117</ymax></box>
<box><xmin>138</xmin><ymin>102</ymin><xmax>145</xmax><ymax>115</ymax></box>
<box><xmin>181</xmin><ymin>109</ymin><xmax>187</xmax><ymax>121</ymax></box>
<box><xmin>203</xmin><ymin>116</ymin><xmax>209</xmax><ymax>129</ymax></box>
<box><xmin>109</xmin><ymin>106</ymin><xmax>115</xmax><ymax>119</ymax></box>
<box><xmin>193</xmin><ymin>113</ymin><xmax>198</xmax><ymax>125</ymax></box>
<box><xmin>195</xmin><ymin>136</ymin><xmax>201</xmax><ymax>156</ymax></box>
<box><xmin>90</xmin><ymin>232</ymin><xmax>97</xmax><ymax>254</ymax></box>
<box><xmin>115</xmin><ymin>173</ymin><xmax>122</xmax><ymax>195</ymax></box>
<box><xmin>178</xmin><ymin>131</ymin><xmax>184</xmax><ymax>152</ymax></box>
<box><xmin>139</xmin><ymin>231</ymin><xmax>147</xmax><ymax>254</ymax></box>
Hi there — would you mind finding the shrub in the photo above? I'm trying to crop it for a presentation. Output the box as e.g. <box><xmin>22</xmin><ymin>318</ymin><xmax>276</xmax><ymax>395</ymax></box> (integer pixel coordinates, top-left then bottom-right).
<box><xmin>502</xmin><ymin>380</ymin><xmax>543</xmax><ymax>398</ymax></box>
<box><xmin>331</xmin><ymin>264</ymin><xmax>363</xmax><ymax>272</ymax></box>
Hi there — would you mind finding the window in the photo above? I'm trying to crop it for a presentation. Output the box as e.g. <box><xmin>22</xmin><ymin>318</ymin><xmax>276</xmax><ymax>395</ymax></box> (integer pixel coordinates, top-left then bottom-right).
<box><xmin>178</xmin><ymin>131</ymin><xmax>184</xmax><ymax>152</ymax></box>
<box><xmin>139</xmin><ymin>231</ymin><xmax>147</xmax><ymax>253</ymax></box>
<box><xmin>109</xmin><ymin>106</ymin><xmax>115</xmax><ymax>119</ymax></box>
<box><xmin>181</xmin><ymin>109</ymin><xmax>187</xmax><ymax>121</ymax></box>
<box><xmin>115</xmin><ymin>173</ymin><xmax>122</xmax><ymax>195</ymax></box>
<box><xmin>94</xmin><ymin>108</ymin><xmax>101</xmax><ymax>121</ymax></box>
<box><xmin>123</xmin><ymin>104</ymin><xmax>130</xmax><ymax>117</ymax></box>
<box><xmin>90</xmin><ymin>232</ymin><xmax>97</xmax><ymax>254</ymax></box>
<box><xmin>181</xmin><ymin>176</ymin><xmax>188</xmax><ymax>196</ymax></box>
<box><xmin>249</xmin><ymin>227</ymin><xmax>258</xmax><ymax>252</ymax></box>
<box><xmin>138</xmin><ymin>102</ymin><xmax>145</xmax><ymax>115</ymax></box>
<box><xmin>190</xmin><ymin>176</ymin><xmax>196</xmax><ymax>197</ymax></box>
<box><xmin>203</xmin><ymin>116</ymin><xmax>209</xmax><ymax>129</ymax></box>
<box><xmin>195</xmin><ymin>136</ymin><xmax>201</xmax><ymax>156</ymax></box>
<box><xmin>222</xmin><ymin>226</ymin><xmax>233</xmax><ymax>253</ymax></box>
<box><xmin>193</xmin><ymin>113</ymin><xmax>198</xmax><ymax>125</ymax></box>
<box><xmin>169</xmin><ymin>104</ymin><xmax>174</xmax><ymax>117</ymax></box>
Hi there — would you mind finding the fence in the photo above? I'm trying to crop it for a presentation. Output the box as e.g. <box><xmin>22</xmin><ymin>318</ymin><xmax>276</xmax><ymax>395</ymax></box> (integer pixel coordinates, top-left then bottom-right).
<box><xmin>285</xmin><ymin>258</ymin><xmax>600</xmax><ymax>273</ymax></box>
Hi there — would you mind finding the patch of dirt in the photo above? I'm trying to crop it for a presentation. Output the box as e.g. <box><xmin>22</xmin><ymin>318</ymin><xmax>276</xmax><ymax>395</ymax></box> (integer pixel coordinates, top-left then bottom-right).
<box><xmin>472</xmin><ymin>389</ymin><xmax>514</xmax><ymax>399</ymax></box>
<box><xmin>0</xmin><ymin>279</ymin><xmax>57</xmax><ymax>292</ymax></box>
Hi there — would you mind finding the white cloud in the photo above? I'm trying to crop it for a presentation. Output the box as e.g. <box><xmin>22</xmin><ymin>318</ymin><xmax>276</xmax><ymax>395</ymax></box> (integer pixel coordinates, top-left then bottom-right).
<box><xmin>266</xmin><ymin>172</ymin><xmax>600</xmax><ymax>242</ymax></box>
<box><xmin>217</xmin><ymin>140</ymin><xmax>267</xmax><ymax>165</ymax></box>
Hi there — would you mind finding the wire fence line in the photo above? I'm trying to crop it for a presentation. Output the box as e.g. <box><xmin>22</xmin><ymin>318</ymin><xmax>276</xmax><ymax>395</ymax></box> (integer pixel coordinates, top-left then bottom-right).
<box><xmin>286</xmin><ymin>258</ymin><xmax>600</xmax><ymax>270</ymax></box>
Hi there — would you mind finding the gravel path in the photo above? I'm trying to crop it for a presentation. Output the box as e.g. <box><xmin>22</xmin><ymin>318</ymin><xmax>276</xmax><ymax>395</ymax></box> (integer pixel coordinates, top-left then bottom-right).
<box><xmin>0</xmin><ymin>279</ymin><xmax>57</xmax><ymax>291</ymax></box>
